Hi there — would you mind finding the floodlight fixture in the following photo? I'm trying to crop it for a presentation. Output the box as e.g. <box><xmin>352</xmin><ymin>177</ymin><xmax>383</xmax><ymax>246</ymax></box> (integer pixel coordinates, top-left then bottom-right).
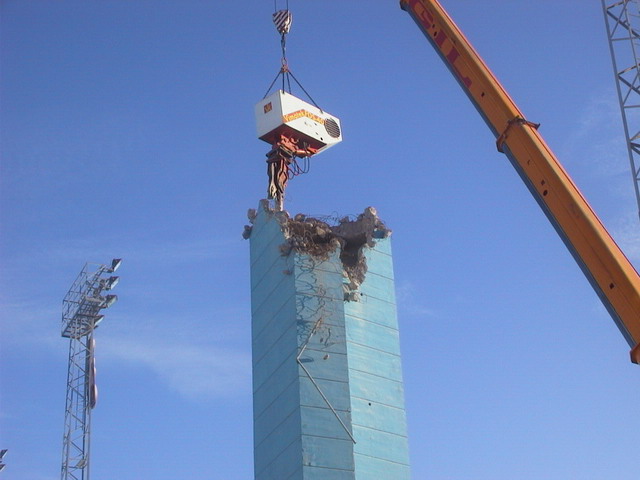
<box><xmin>94</xmin><ymin>315</ymin><xmax>105</xmax><ymax>328</ymax></box>
<box><xmin>85</xmin><ymin>295</ymin><xmax>104</xmax><ymax>305</ymax></box>
<box><xmin>82</xmin><ymin>293</ymin><xmax>117</xmax><ymax>309</ymax></box>
<box><xmin>100</xmin><ymin>276</ymin><xmax>120</xmax><ymax>291</ymax></box>
<box><xmin>103</xmin><ymin>294</ymin><xmax>118</xmax><ymax>309</ymax></box>
<box><xmin>109</xmin><ymin>258</ymin><xmax>122</xmax><ymax>273</ymax></box>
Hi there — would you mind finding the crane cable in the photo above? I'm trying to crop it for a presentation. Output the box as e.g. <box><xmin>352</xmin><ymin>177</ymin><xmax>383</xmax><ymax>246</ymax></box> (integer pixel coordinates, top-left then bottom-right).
<box><xmin>262</xmin><ymin>2</ymin><xmax>321</xmax><ymax>111</ymax></box>
<box><xmin>273</xmin><ymin>0</ymin><xmax>289</xmax><ymax>13</ymax></box>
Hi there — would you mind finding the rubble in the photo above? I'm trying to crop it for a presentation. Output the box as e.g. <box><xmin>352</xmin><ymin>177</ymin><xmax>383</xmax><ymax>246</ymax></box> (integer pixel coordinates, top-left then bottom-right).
<box><xmin>244</xmin><ymin>200</ymin><xmax>391</xmax><ymax>290</ymax></box>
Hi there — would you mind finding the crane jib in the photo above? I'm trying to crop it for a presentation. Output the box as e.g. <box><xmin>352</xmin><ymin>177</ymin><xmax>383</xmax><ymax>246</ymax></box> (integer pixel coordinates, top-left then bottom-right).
<box><xmin>400</xmin><ymin>0</ymin><xmax>640</xmax><ymax>363</ymax></box>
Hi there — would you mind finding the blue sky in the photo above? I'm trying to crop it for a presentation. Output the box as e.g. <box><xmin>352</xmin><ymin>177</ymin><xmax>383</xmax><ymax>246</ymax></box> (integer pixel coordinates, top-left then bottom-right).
<box><xmin>2</xmin><ymin>1</ymin><xmax>640</xmax><ymax>479</ymax></box>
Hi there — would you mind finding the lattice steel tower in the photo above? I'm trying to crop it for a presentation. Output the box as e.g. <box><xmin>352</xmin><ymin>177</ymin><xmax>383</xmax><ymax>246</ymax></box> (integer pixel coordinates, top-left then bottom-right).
<box><xmin>60</xmin><ymin>259</ymin><xmax>121</xmax><ymax>480</ymax></box>
<box><xmin>602</xmin><ymin>0</ymin><xmax>640</xmax><ymax>220</ymax></box>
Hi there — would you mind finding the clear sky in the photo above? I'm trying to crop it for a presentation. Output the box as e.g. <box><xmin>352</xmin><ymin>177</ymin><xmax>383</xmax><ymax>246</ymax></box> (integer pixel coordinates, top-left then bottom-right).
<box><xmin>2</xmin><ymin>1</ymin><xmax>640</xmax><ymax>479</ymax></box>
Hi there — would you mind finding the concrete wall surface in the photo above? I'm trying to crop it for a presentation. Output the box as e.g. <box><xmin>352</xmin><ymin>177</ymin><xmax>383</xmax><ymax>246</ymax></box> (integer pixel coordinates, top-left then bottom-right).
<box><xmin>249</xmin><ymin>203</ymin><xmax>410</xmax><ymax>480</ymax></box>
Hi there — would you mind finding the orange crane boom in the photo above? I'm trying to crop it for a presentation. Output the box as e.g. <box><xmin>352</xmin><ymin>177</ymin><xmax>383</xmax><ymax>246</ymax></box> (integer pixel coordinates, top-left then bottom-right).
<box><xmin>400</xmin><ymin>0</ymin><xmax>640</xmax><ymax>363</ymax></box>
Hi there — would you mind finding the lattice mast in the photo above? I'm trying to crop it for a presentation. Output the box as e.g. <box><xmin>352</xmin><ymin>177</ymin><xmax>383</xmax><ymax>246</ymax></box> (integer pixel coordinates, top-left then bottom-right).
<box><xmin>60</xmin><ymin>259</ymin><xmax>121</xmax><ymax>480</ymax></box>
<box><xmin>602</xmin><ymin>0</ymin><xmax>640</xmax><ymax>220</ymax></box>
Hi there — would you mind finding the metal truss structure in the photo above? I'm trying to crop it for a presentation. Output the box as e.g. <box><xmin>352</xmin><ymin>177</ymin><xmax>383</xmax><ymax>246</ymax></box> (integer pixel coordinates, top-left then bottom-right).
<box><xmin>61</xmin><ymin>259</ymin><xmax>121</xmax><ymax>480</ymax></box>
<box><xmin>602</xmin><ymin>0</ymin><xmax>640</xmax><ymax>220</ymax></box>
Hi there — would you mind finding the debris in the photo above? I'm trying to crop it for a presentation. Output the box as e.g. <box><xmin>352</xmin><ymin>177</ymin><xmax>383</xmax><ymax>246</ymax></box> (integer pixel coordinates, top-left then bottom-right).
<box><xmin>245</xmin><ymin>200</ymin><xmax>391</xmax><ymax>290</ymax></box>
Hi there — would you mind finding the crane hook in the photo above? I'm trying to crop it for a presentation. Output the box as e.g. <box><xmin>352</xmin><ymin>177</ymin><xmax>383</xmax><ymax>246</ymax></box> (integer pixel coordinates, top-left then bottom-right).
<box><xmin>273</xmin><ymin>9</ymin><xmax>292</xmax><ymax>35</ymax></box>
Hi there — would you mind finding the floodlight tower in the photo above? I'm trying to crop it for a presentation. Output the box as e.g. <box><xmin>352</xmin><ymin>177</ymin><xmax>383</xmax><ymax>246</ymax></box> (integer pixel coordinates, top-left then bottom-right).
<box><xmin>602</xmin><ymin>0</ymin><xmax>640</xmax><ymax>220</ymax></box>
<box><xmin>60</xmin><ymin>259</ymin><xmax>121</xmax><ymax>480</ymax></box>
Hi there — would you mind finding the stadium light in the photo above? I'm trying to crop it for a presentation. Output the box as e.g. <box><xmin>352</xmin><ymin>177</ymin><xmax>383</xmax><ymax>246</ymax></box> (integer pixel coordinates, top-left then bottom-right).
<box><xmin>109</xmin><ymin>258</ymin><xmax>122</xmax><ymax>273</ymax></box>
<box><xmin>101</xmin><ymin>276</ymin><xmax>119</xmax><ymax>290</ymax></box>
<box><xmin>103</xmin><ymin>295</ymin><xmax>118</xmax><ymax>308</ymax></box>
<box><xmin>93</xmin><ymin>315</ymin><xmax>105</xmax><ymax>328</ymax></box>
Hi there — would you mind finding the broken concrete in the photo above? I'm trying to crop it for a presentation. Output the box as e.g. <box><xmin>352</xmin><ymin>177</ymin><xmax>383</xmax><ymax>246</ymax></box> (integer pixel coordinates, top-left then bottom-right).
<box><xmin>244</xmin><ymin>200</ymin><xmax>391</xmax><ymax>289</ymax></box>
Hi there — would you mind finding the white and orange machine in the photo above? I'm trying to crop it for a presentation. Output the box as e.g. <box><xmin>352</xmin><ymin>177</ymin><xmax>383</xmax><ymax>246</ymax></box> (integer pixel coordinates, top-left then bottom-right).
<box><xmin>256</xmin><ymin>90</ymin><xmax>342</xmax><ymax>154</ymax></box>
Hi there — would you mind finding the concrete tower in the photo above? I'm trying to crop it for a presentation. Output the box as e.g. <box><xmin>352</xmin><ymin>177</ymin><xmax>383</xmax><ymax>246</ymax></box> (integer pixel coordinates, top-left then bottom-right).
<box><xmin>246</xmin><ymin>200</ymin><xmax>410</xmax><ymax>480</ymax></box>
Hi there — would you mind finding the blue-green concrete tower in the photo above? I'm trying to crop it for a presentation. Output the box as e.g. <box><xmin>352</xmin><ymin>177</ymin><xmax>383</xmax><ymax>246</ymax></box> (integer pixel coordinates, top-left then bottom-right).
<box><xmin>247</xmin><ymin>200</ymin><xmax>410</xmax><ymax>480</ymax></box>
